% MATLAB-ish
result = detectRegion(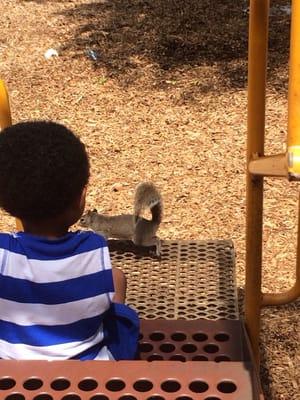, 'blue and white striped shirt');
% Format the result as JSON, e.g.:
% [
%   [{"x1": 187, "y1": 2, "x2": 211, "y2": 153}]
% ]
[{"x1": 0, "y1": 231, "x2": 115, "y2": 360}]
